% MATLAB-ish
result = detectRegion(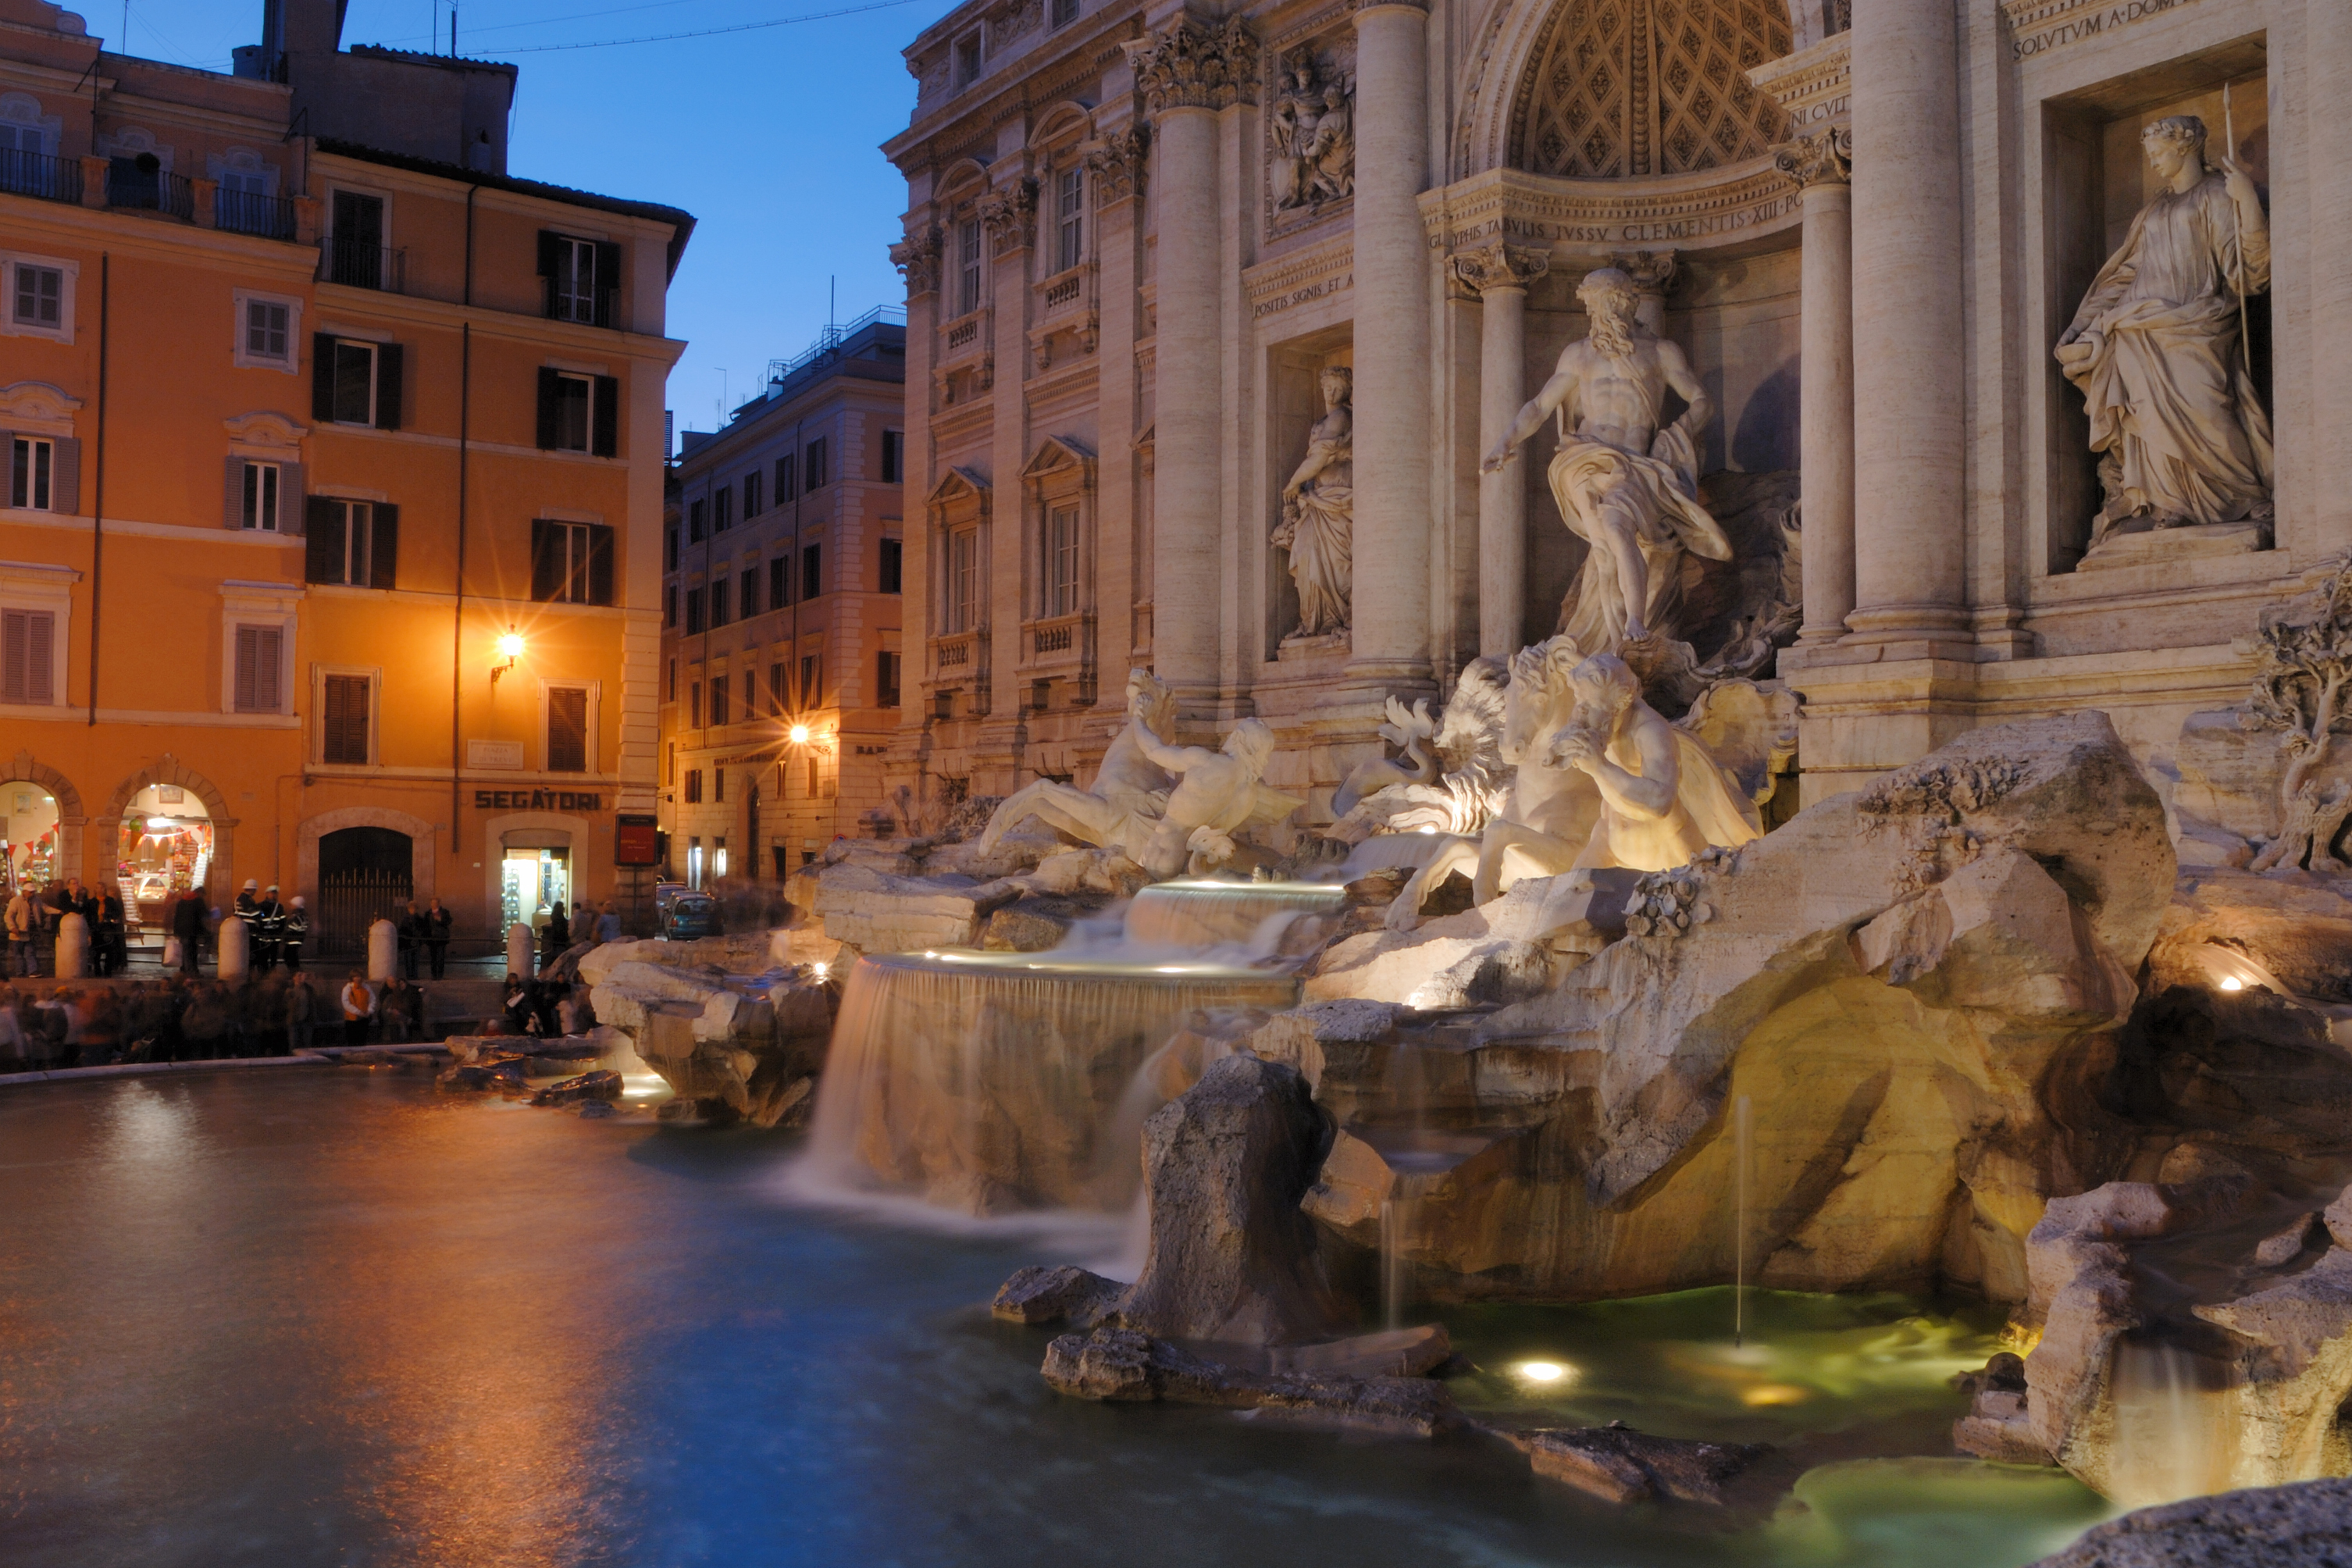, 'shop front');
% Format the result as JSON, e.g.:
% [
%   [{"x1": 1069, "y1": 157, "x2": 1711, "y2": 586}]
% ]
[
  {"x1": 116, "y1": 784, "x2": 214, "y2": 931},
  {"x1": 2, "y1": 782, "x2": 61, "y2": 896}
]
